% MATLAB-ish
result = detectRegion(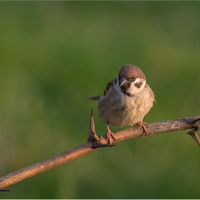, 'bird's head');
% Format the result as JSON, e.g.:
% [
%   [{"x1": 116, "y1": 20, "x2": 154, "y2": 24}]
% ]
[{"x1": 114, "y1": 64, "x2": 146, "y2": 96}]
